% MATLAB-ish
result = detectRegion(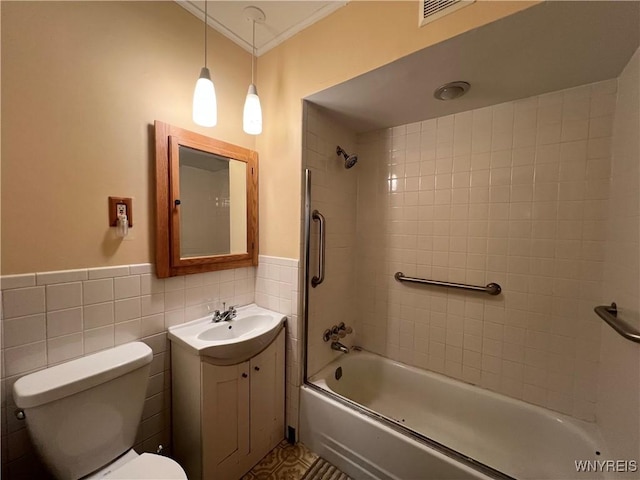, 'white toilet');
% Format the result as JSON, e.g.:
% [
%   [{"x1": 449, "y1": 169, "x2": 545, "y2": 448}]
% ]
[{"x1": 12, "y1": 342, "x2": 187, "y2": 480}]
